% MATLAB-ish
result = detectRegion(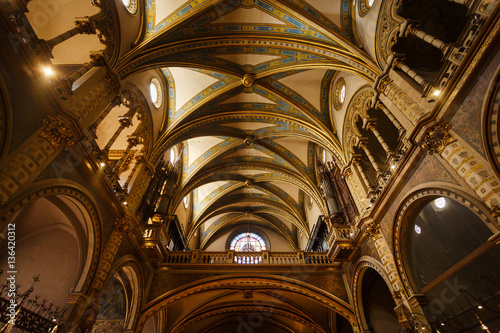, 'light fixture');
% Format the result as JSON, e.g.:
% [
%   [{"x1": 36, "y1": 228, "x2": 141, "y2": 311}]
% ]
[
  {"x1": 478, "y1": 304, "x2": 483, "y2": 309},
  {"x1": 414, "y1": 224, "x2": 422, "y2": 234},
  {"x1": 43, "y1": 66, "x2": 54, "y2": 76},
  {"x1": 432, "y1": 89, "x2": 441, "y2": 98},
  {"x1": 433, "y1": 197, "x2": 447, "y2": 210},
  {"x1": 99, "y1": 162, "x2": 105, "y2": 167},
  {"x1": 391, "y1": 164, "x2": 396, "y2": 170},
  {"x1": 123, "y1": 201, "x2": 128, "y2": 205}
]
